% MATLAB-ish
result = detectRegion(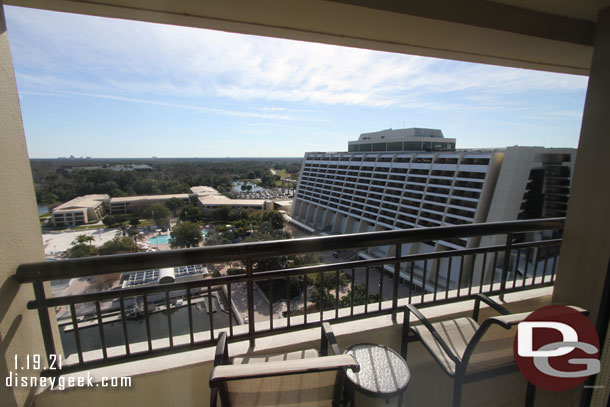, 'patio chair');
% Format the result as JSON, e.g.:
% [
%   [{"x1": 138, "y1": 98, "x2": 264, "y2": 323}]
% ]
[
  {"x1": 403, "y1": 294, "x2": 587, "y2": 407},
  {"x1": 209, "y1": 322, "x2": 359, "y2": 406}
]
